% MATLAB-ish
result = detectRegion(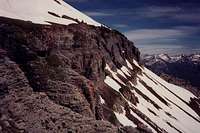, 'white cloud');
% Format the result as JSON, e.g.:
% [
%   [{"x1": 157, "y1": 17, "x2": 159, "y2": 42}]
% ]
[{"x1": 136, "y1": 6, "x2": 182, "y2": 18}]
